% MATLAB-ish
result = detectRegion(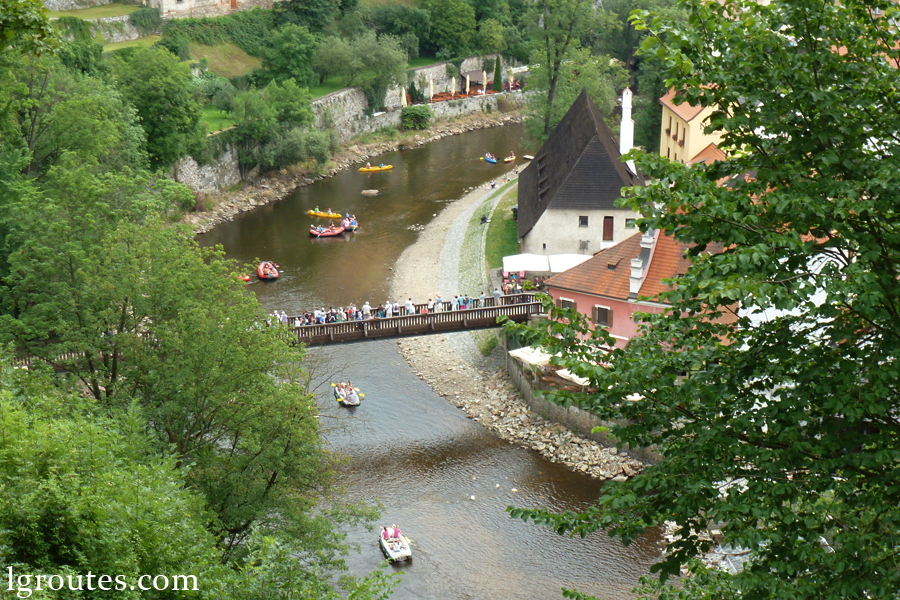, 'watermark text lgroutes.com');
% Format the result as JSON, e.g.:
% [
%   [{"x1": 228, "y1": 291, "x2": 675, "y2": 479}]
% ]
[{"x1": 7, "y1": 568, "x2": 199, "y2": 598}]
